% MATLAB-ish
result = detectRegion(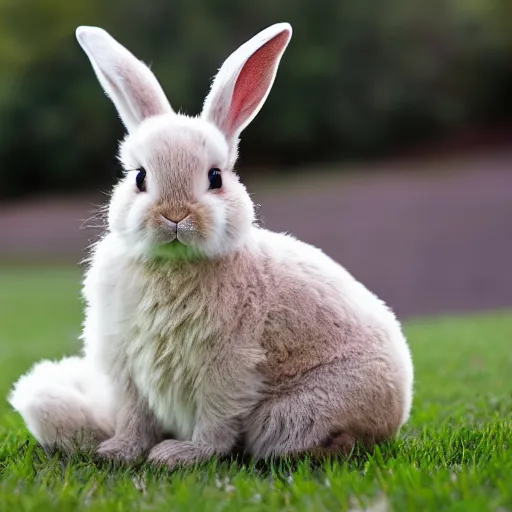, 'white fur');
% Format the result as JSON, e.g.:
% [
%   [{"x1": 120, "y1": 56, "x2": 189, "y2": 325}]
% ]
[
  {"x1": 9, "y1": 356, "x2": 116, "y2": 449},
  {"x1": 76, "y1": 27, "x2": 173, "y2": 132}
]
